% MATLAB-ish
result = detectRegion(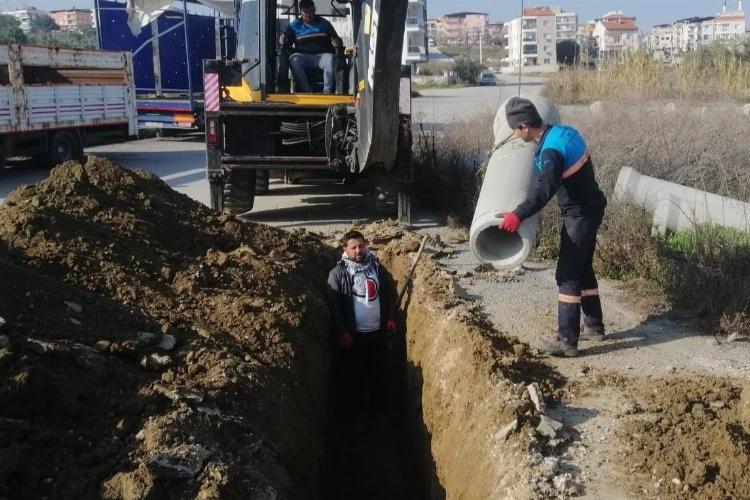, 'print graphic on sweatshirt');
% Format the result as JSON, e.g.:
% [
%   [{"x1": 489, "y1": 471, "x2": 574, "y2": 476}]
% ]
[{"x1": 353, "y1": 275, "x2": 379, "y2": 302}]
